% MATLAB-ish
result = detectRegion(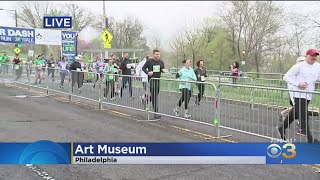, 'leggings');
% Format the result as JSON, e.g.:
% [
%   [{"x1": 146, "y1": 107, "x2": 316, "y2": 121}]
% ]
[{"x1": 178, "y1": 88, "x2": 192, "y2": 109}]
